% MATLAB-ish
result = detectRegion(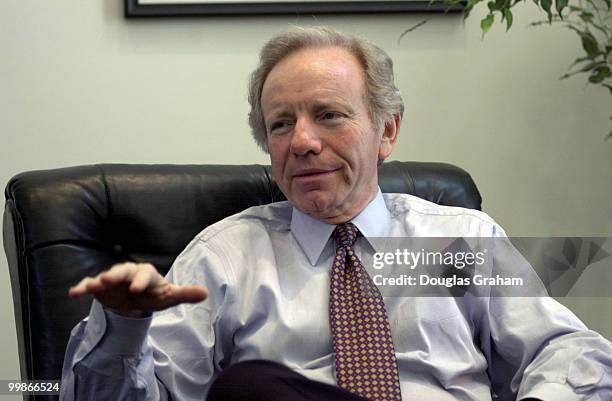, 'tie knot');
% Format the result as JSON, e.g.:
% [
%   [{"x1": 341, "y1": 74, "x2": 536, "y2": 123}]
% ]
[{"x1": 335, "y1": 222, "x2": 359, "y2": 248}]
